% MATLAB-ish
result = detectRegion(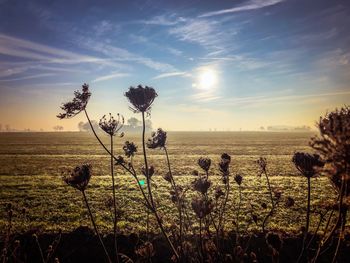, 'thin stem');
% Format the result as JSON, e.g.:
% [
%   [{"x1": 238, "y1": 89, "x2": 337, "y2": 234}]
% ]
[
  {"x1": 297, "y1": 177, "x2": 311, "y2": 263},
  {"x1": 110, "y1": 135, "x2": 120, "y2": 263},
  {"x1": 34, "y1": 236, "x2": 45, "y2": 263},
  {"x1": 84, "y1": 109, "x2": 178, "y2": 260},
  {"x1": 164, "y1": 147, "x2": 183, "y2": 247},
  {"x1": 236, "y1": 185, "x2": 242, "y2": 244},
  {"x1": 264, "y1": 170, "x2": 274, "y2": 208},
  {"x1": 82, "y1": 191, "x2": 112, "y2": 263}
]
